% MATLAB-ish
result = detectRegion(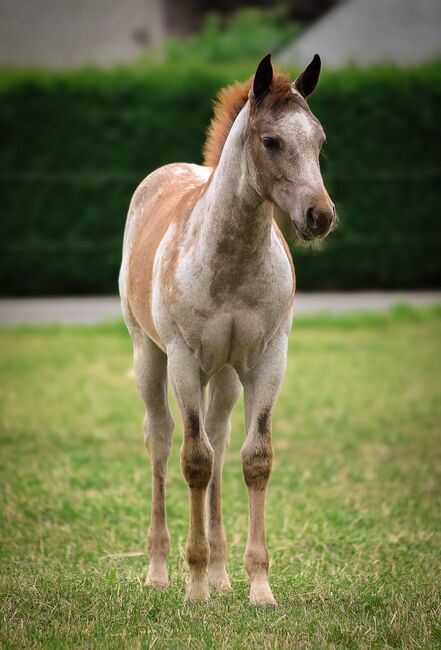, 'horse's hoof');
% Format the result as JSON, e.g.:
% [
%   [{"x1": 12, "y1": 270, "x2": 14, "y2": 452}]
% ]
[
  {"x1": 145, "y1": 569, "x2": 169, "y2": 589},
  {"x1": 249, "y1": 583, "x2": 277, "y2": 608},
  {"x1": 185, "y1": 580, "x2": 210, "y2": 602},
  {"x1": 208, "y1": 569, "x2": 232, "y2": 591}
]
